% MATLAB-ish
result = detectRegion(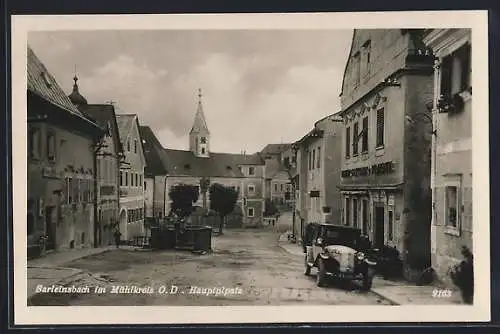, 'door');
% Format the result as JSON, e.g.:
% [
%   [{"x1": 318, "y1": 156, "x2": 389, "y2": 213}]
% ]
[
  {"x1": 374, "y1": 205, "x2": 385, "y2": 248},
  {"x1": 362, "y1": 199, "x2": 369, "y2": 235},
  {"x1": 44, "y1": 206, "x2": 55, "y2": 250}
]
